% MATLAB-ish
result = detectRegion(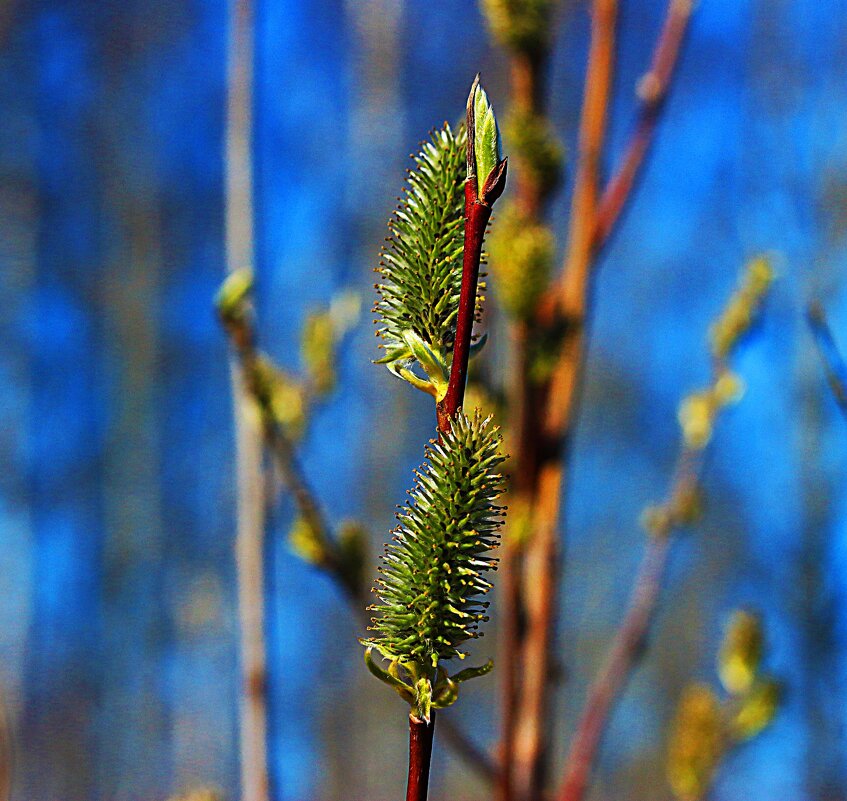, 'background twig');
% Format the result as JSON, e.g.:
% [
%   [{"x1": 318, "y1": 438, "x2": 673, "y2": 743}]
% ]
[
  {"x1": 556, "y1": 454, "x2": 697, "y2": 801},
  {"x1": 511, "y1": 4, "x2": 619, "y2": 800},
  {"x1": 224, "y1": 0, "x2": 270, "y2": 798},
  {"x1": 808, "y1": 301, "x2": 847, "y2": 419},
  {"x1": 593, "y1": 0, "x2": 693, "y2": 247}
]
